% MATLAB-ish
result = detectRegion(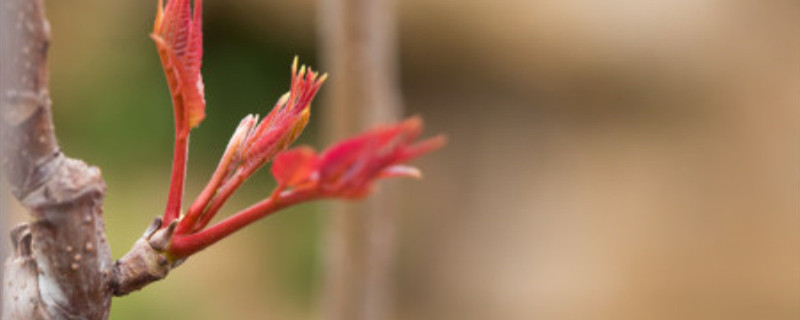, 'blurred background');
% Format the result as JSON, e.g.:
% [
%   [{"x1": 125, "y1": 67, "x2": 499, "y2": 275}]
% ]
[{"x1": 2, "y1": 0, "x2": 798, "y2": 319}]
